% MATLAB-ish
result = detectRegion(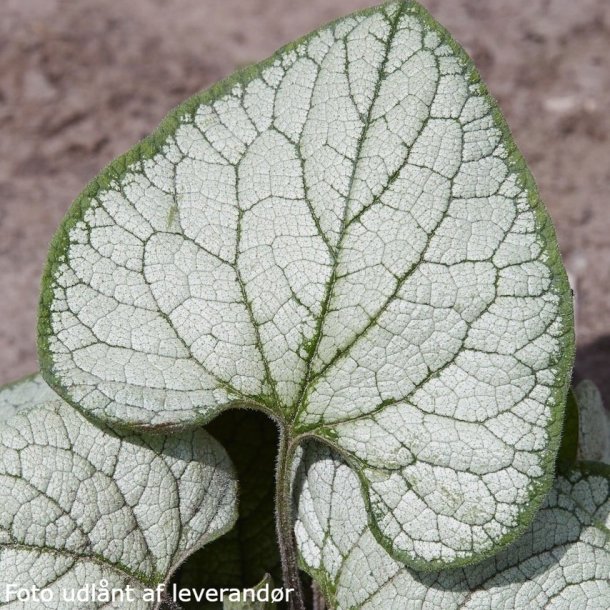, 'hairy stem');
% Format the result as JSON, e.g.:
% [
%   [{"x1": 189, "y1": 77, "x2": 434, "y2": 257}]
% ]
[
  {"x1": 275, "y1": 427, "x2": 306, "y2": 610},
  {"x1": 312, "y1": 581, "x2": 327, "y2": 610},
  {"x1": 160, "y1": 591, "x2": 182, "y2": 610}
]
